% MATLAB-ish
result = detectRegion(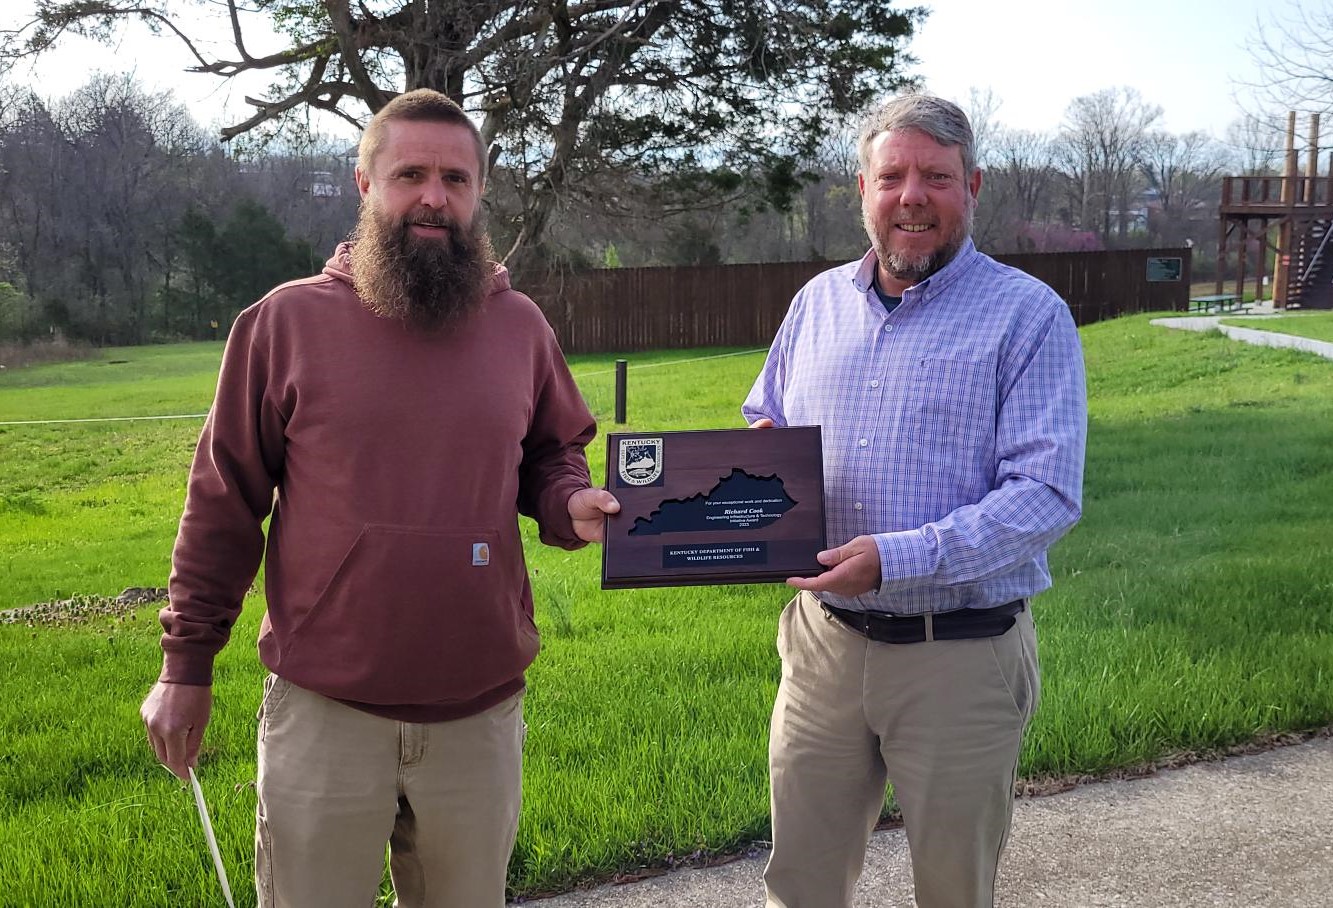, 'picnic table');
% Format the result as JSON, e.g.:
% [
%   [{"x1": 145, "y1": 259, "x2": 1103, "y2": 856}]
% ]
[{"x1": 1188, "y1": 293, "x2": 1252, "y2": 314}]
